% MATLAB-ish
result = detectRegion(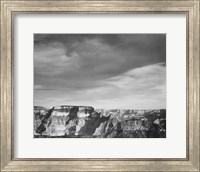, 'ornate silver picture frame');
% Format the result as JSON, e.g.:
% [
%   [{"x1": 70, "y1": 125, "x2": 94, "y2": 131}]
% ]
[{"x1": 1, "y1": 0, "x2": 199, "y2": 171}]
